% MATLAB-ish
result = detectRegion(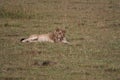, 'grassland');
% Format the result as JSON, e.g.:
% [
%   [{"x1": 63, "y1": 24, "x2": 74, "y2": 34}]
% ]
[{"x1": 0, "y1": 0, "x2": 120, "y2": 80}]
